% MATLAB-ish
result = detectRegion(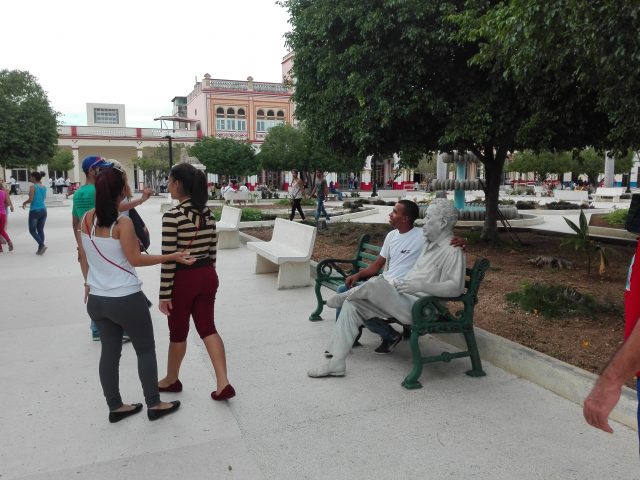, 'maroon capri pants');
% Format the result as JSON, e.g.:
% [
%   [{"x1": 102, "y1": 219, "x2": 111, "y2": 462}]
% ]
[{"x1": 168, "y1": 264, "x2": 219, "y2": 342}]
